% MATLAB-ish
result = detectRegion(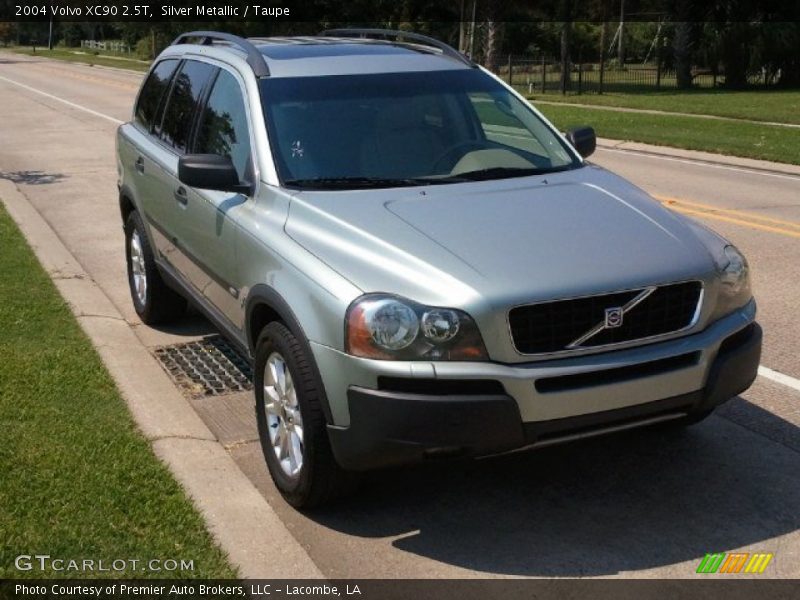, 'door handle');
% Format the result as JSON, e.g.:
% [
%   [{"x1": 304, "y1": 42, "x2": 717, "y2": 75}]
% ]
[
  {"x1": 173, "y1": 186, "x2": 188, "y2": 206},
  {"x1": 134, "y1": 156, "x2": 145, "y2": 174}
]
